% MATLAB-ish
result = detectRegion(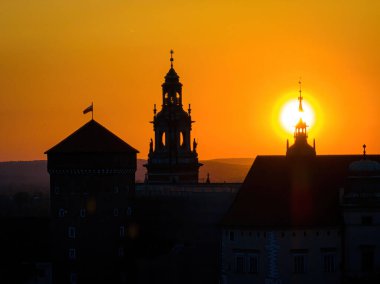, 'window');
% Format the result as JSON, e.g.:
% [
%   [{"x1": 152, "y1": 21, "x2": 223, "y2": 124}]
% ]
[
  {"x1": 236, "y1": 256, "x2": 245, "y2": 273},
  {"x1": 68, "y1": 227, "x2": 76, "y2": 239},
  {"x1": 114, "y1": 186, "x2": 119, "y2": 194},
  {"x1": 69, "y1": 248, "x2": 76, "y2": 260},
  {"x1": 119, "y1": 226, "x2": 125, "y2": 238},
  {"x1": 233, "y1": 251, "x2": 260, "y2": 274},
  {"x1": 293, "y1": 254, "x2": 307, "y2": 274},
  {"x1": 113, "y1": 208, "x2": 119, "y2": 217},
  {"x1": 361, "y1": 246, "x2": 374, "y2": 272},
  {"x1": 59, "y1": 208, "x2": 65, "y2": 218},
  {"x1": 118, "y1": 247, "x2": 124, "y2": 257},
  {"x1": 80, "y1": 208, "x2": 86, "y2": 218},
  {"x1": 323, "y1": 253, "x2": 336, "y2": 272},
  {"x1": 229, "y1": 231, "x2": 235, "y2": 241},
  {"x1": 248, "y1": 254, "x2": 259, "y2": 274},
  {"x1": 70, "y1": 272, "x2": 77, "y2": 284},
  {"x1": 362, "y1": 216, "x2": 373, "y2": 225},
  {"x1": 54, "y1": 186, "x2": 60, "y2": 194},
  {"x1": 127, "y1": 207, "x2": 132, "y2": 217}
]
